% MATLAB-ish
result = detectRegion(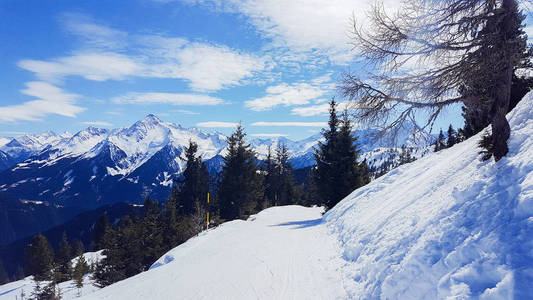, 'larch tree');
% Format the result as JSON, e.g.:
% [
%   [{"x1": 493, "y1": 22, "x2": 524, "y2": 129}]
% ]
[{"x1": 340, "y1": 0, "x2": 532, "y2": 161}]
